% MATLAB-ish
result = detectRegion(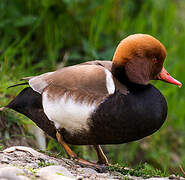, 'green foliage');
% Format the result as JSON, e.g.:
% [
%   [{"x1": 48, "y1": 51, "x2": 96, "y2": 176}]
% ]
[
  {"x1": 0, "y1": 0, "x2": 185, "y2": 174},
  {"x1": 107, "y1": 163, "x2": 169, "y2": 178},
  {"x1": 37, "y1": 159, "x2": 56, "y2": 167}
]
